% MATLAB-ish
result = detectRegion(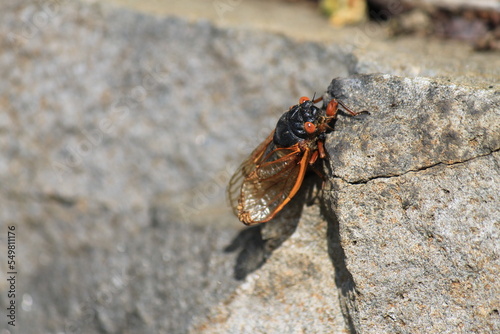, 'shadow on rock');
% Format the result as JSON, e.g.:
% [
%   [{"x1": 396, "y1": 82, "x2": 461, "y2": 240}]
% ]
[
  {"x1": 224, "y1": 175, "x2": 319, "y2": 280},
  {"x1": 321, "y1": 192, "x2": 359, "y2": 334},
  {"x1": 224, "y1": 224, "x2": 267, "y2": 280}
]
